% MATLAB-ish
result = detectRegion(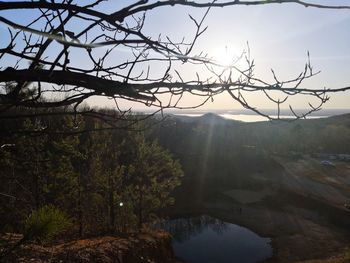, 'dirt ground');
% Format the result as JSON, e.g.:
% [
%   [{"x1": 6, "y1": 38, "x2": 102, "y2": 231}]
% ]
[{"x1": 2, "y1": 230, "x2": 178, "y2": 263}]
